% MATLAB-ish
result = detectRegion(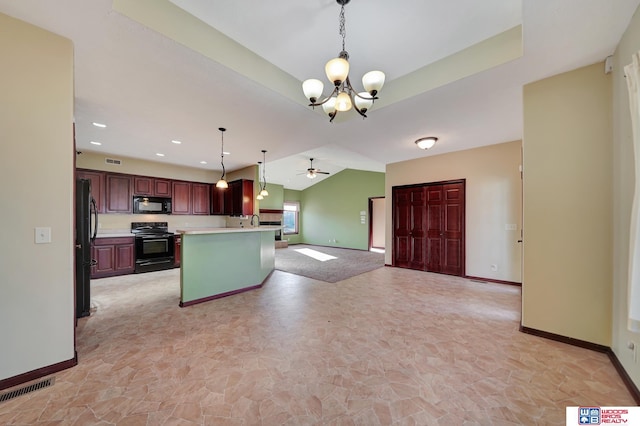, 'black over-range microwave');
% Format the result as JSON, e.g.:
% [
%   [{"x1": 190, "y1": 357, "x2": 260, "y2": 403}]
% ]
[{"x1": 132, "y1": 196, "x2": 172, "y2": 214}]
